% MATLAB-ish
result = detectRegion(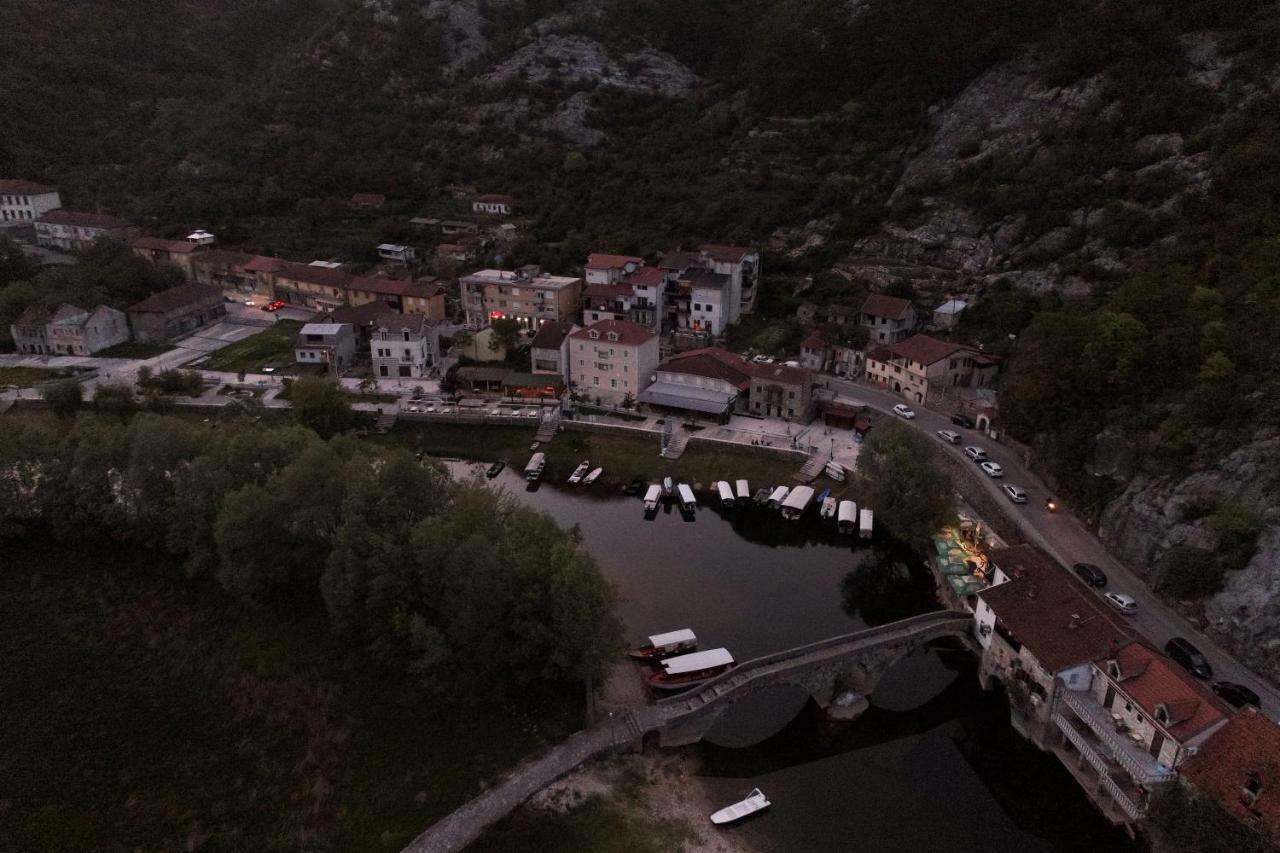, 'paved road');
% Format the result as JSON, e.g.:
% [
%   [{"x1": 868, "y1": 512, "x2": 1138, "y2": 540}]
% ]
[{"x1": 827, "y1": 376, "x2": 1280, "y2": 720}]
